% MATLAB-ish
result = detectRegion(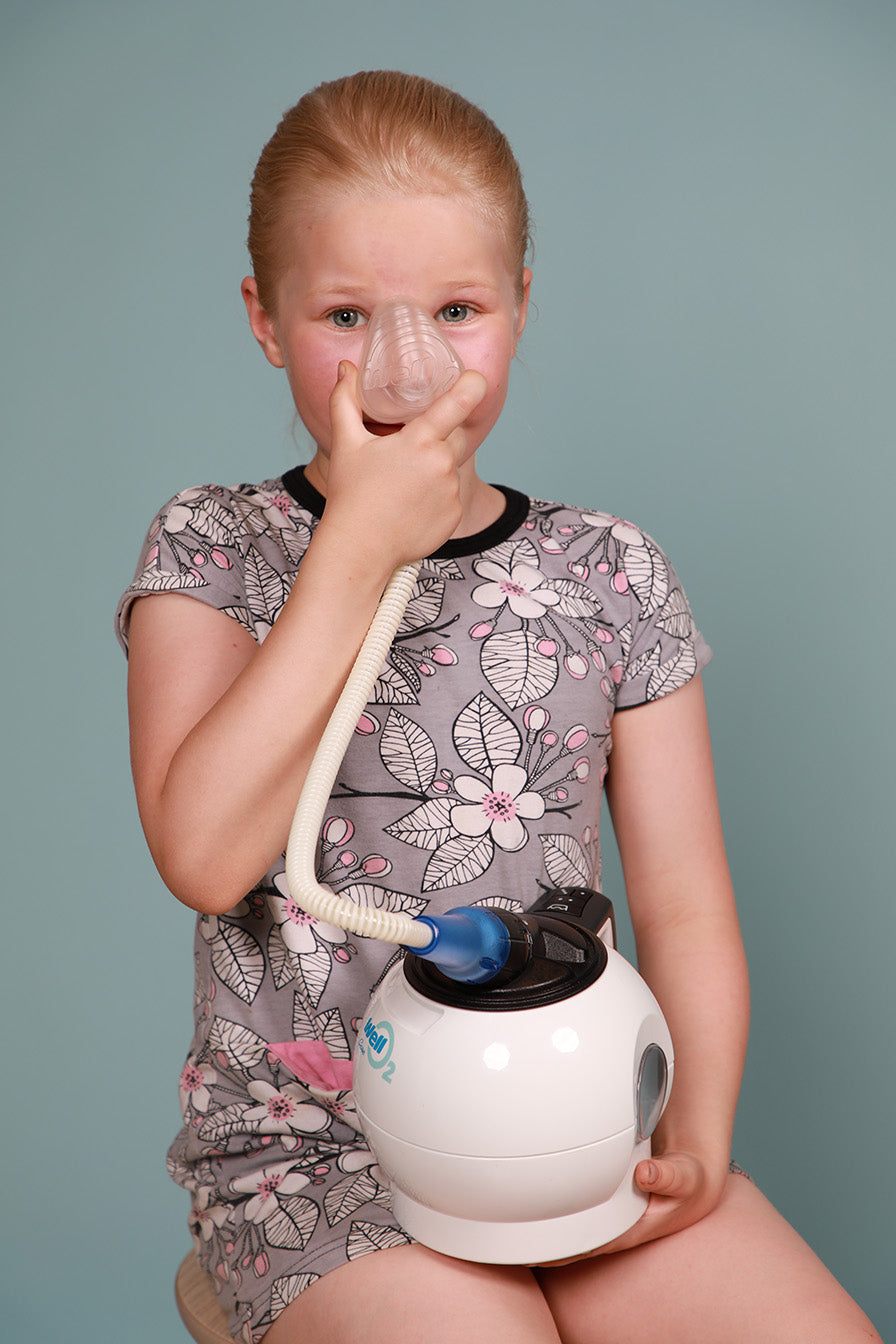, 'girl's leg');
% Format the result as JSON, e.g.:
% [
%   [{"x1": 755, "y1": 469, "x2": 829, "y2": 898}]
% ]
[
  {"x1": 536, "y1": 1171, "x2": 882, "y2": 1344},
  {"x1": 263, "y1": 1242, "x2": 561, "y2": 1344}
]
